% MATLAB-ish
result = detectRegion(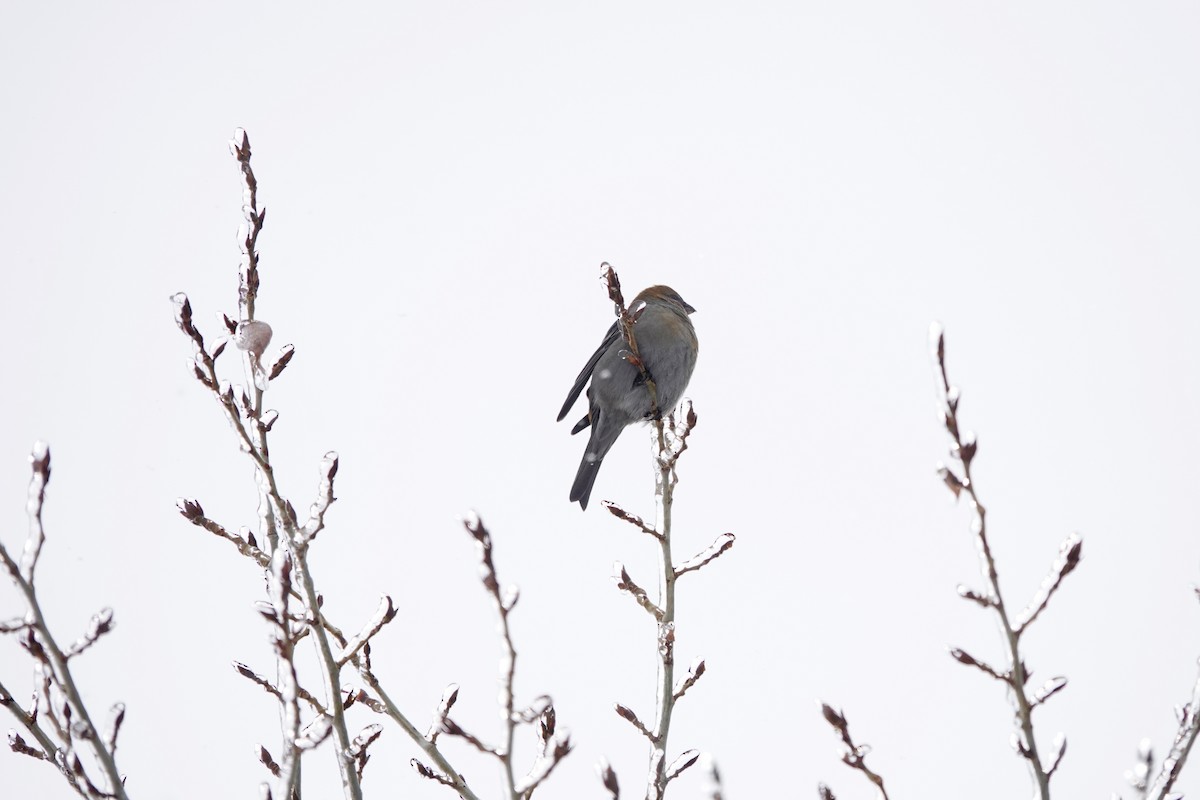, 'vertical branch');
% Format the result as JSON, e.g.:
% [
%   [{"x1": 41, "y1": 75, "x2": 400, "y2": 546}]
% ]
[
  {"x1": 267, "y1": 551, "x2": 302, "y2": 798},
  {"x1": 180, "y1": 130, "x2": 500, "y2": 800},
  {"x1": 231, "y1": 128, "x2": 263, "y2": 323},
  {"x1": 456, "y1": 515, "x2": 573, "y2": 800},
  {"x1": 647, "y1": 416, "x2": 676, "y2": 800},
  {"x1": 173, "y1": 131, "x2": 363, "y2": 800},
  {"x1": 600, "y1": 266, "x2": 717, "y2": 800},
  {"x1": 930, "y1": 325, "x2": 1067, "y2": 800},
  {"x1": 463, "y1": 514, "x2": 520, "y2": 799}
]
